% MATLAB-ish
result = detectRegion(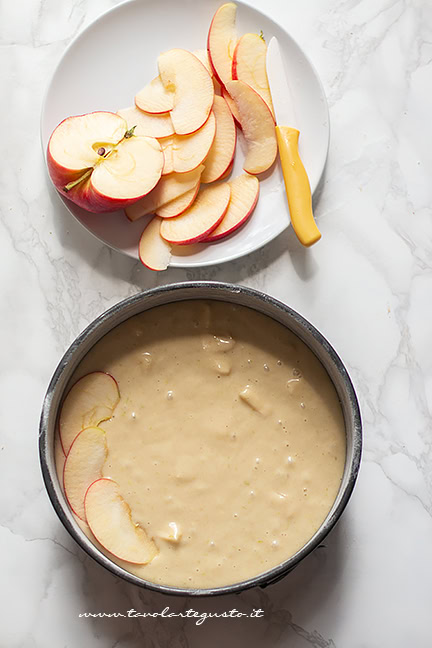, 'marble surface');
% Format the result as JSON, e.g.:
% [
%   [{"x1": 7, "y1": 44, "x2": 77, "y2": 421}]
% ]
[{"x1": 1, "y1": 0, "x2": 432, "y2": 645}]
